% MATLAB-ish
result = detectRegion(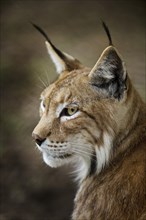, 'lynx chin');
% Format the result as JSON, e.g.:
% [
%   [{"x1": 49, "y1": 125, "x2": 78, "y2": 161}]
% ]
[{"x1": 32, "y1": 22, "x2": 146, "y2": 220}]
